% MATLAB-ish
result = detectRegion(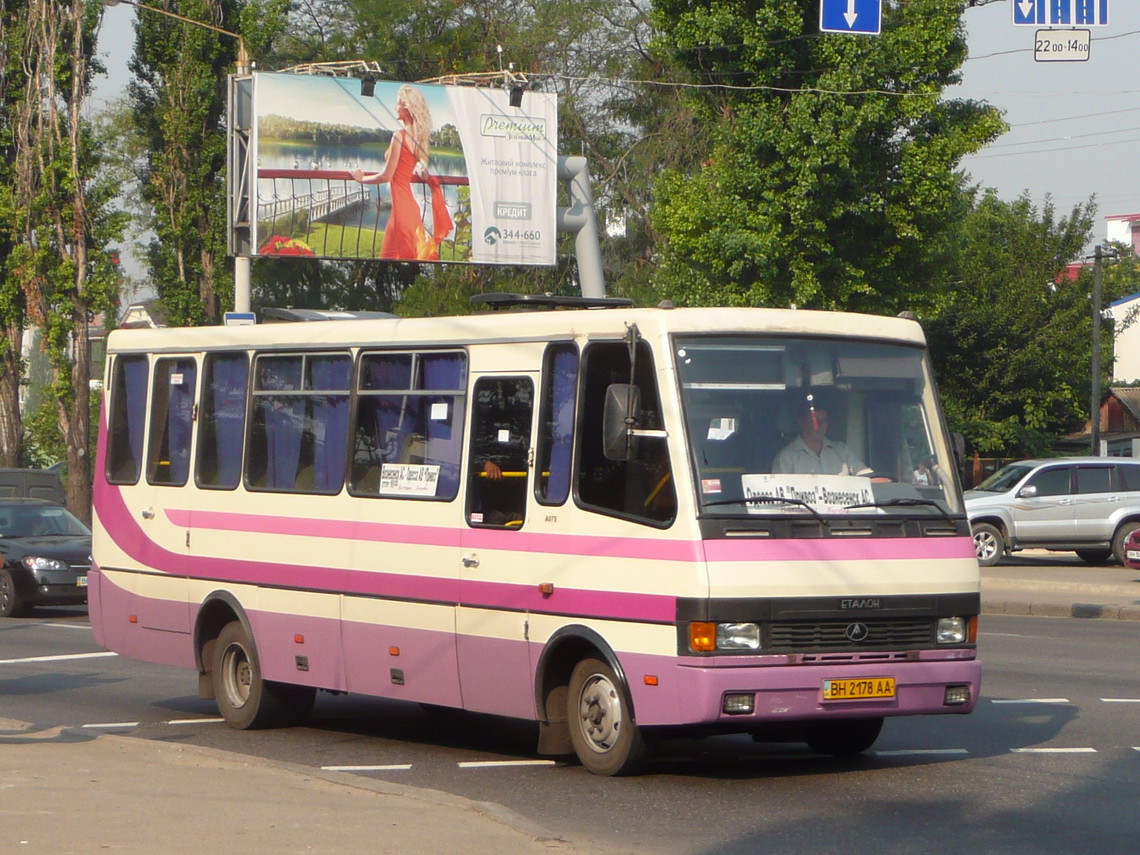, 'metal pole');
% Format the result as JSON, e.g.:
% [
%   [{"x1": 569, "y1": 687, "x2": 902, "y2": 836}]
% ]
[{"x1": 1091, "y1": 244, "x2": 1103, "y2": 454}]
